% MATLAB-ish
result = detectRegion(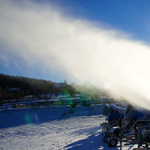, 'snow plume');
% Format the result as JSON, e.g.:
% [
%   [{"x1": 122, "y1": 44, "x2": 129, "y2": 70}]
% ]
[{"x1": 1, "y1": 0, "x2": 150, "y2": 109}]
